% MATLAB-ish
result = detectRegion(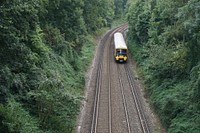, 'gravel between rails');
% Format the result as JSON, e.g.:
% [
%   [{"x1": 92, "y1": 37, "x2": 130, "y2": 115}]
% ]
[{"x1": 76, "y1": 26, "x2": 166, "y2": 133}]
